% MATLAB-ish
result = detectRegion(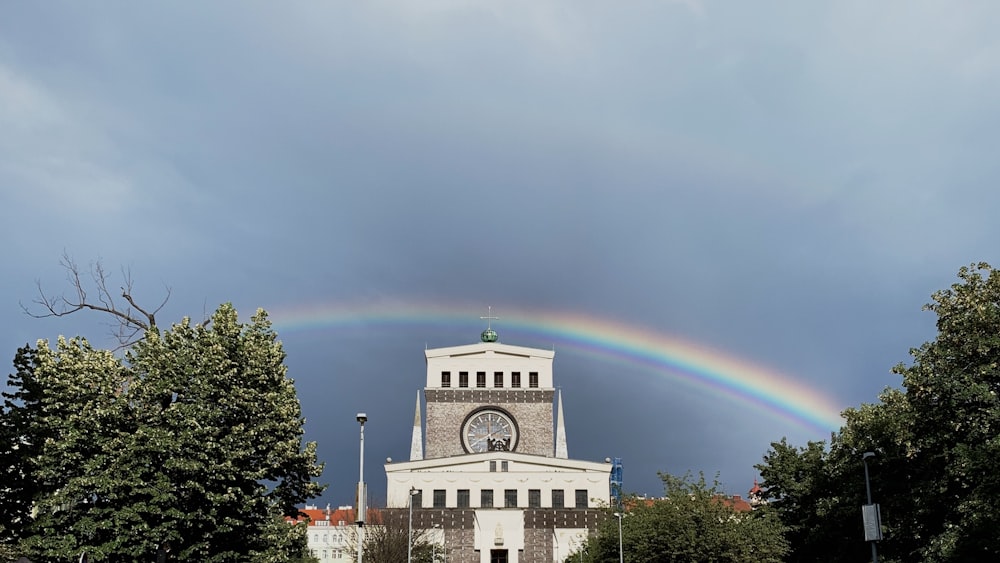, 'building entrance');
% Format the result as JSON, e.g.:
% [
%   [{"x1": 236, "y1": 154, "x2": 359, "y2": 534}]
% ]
[{"x1": 490, "y1": 549, "x2": 509, "y2": 563}]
